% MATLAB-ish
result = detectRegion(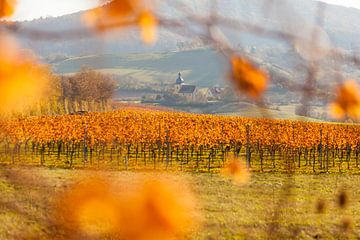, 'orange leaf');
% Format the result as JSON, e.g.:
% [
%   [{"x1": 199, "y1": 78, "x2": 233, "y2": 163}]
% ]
[
  {"x1": 0, "y1": 0, "x2": 16, "y2": 18},
  {"x1": 230, "y1": 55, "x2": 269, "y2": 99},
  {"x1": 138, "y1": 11, "x2": 158, "y2": 45}
]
